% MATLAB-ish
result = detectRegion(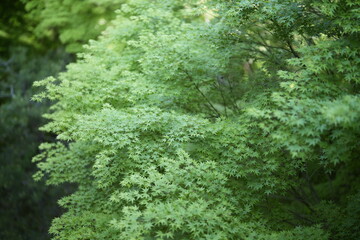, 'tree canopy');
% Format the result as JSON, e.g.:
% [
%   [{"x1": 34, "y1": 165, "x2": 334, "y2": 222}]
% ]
[{"x1": 28, "y1": 0, "x2": 360, "y2": 239}]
